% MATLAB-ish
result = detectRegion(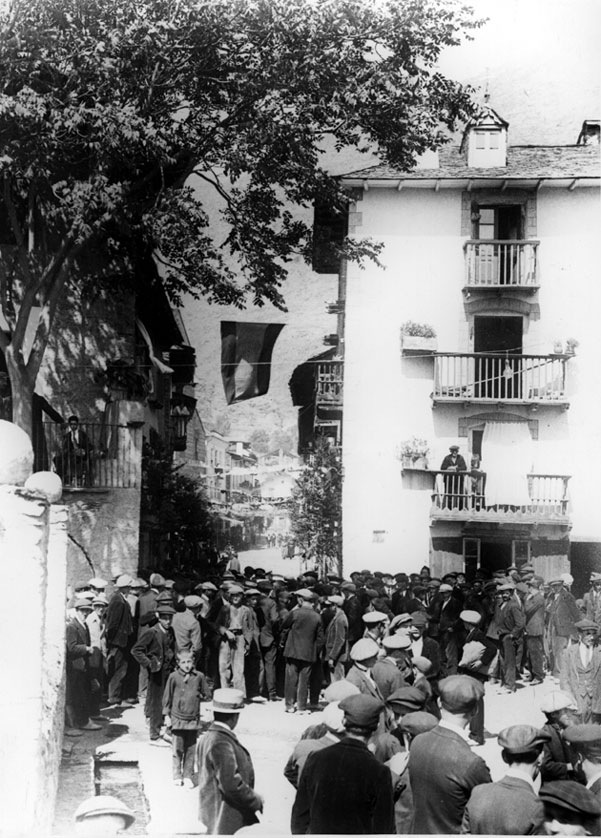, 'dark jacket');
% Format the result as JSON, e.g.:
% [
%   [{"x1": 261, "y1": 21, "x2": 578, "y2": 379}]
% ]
[
  {"x1": 105, "y1": 590, "x2": 133, "y2": 649},
  {"x1": 461, "y1": 774, "x2": 544, "y2": 835},
  {"x1": 496, "y1": 598, "x2": 525, "y2": 639},
  {"x1": 343, "y1": 594, "x2": 364, "y2": 644},
  {"x1": 282, "y1": 606, "x2": 324, "y2": 663},
  {"x1": 325, "y1": 608, "x2": 349, "y2": 663},
  {"x1": 162, "y1": 668, "x2": 210, "y2": 728},
  {"x1": 546, "y1": 589, "x2": 582, "y2": 638},
  {"x1": 541, "y1": 722, "x2": 578, "y2": 783},
  {"x1": 258, "y1": 596, "x2": 278, "y2": 647},
  {"x1": 409, "y1": 725, "x2": 491, "y2": 834},
  {"x1": 372, "y1": 657, "x2": 408, "y2": 700},
  {"x1": 524, "y1": 592, "x2": 546, "y2": 636},
  {"x1": 291, "y1": 737, "x2": 395, "y2": 834},
  {"x1": 197, "y1": 723, "x2": 262, "y2": 834},
  {"x1": 66, "y1": 617, "x2": 90, "y2": 672},
  {"x1": 131, "y1": 623, "x2": 175, "y2": 675}
]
